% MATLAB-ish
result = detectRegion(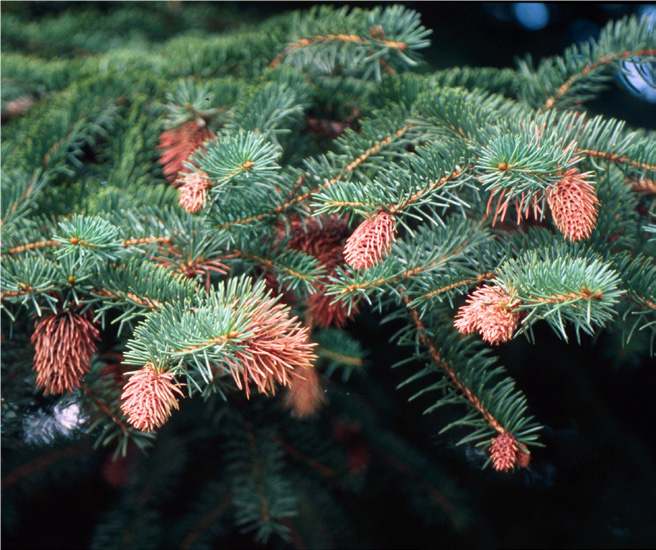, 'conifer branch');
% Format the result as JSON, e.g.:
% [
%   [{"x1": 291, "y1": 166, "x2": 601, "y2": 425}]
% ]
[
  {"x1": 83, "y1": 386, "x2": 132, "y2": 434},
  {"x1": 337, "y1": 256, "x2": 447, "y2": 296},
  {"x1": 283, "y1": 520, "x2": 307, "y2": 550},
  {"x1": 6, "y1": 239, "x2": 61, "y2": 254},
  {"x1": 93, "y1": 288, "x2": 163, "y2": 310},
  {"x1": 543, "y1": 48, "x2": 656, "y2": 110},
  {"x1": 1, "y1": 287, "x2": 37, "y2": 299},
  {"x1": 376, "y1": 446, "x2": 455, "y2": 516},
  {"x1": 3, "y1": 6, "x2": 654, "y2": 544},
  {"x1": 333, "y1": 221, "x2": 486, "y2": 299},
  {"x1": 401, "y1": 293, "x2": 506, "y2": 434},
  {"x1": 216, "y1": 124, "x2": 413, "y2": 229},
  {"x1": 229, "y1": 249, "x2": 321, "y2": 290},
  {"x1": 388, "y1": 166, "x2": 463, "y2": 214},
  {"x1": 248, "y1": 426, "x2": 270, "y2": 522},
  {"x1": 316, "y1": 348, "x2": 364, "y2": 367},
  {"x1": 271, "y1": 34, "x2": 408, "y2": 68},
  {"x1": 5, "y1": 235, "x2": 173, "y2": 256},
  {"x1": 276, "y1": 438, "x2": 338, "y2": 480}
]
